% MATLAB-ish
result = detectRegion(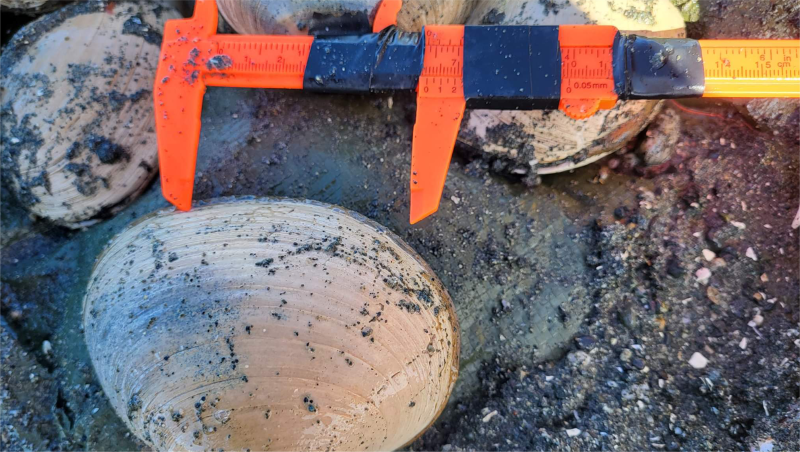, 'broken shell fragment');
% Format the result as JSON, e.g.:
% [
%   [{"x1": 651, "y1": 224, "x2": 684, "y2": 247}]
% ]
[
  {"x1": 0, "y1": 3, "x2": 179, "y2": 227},
  {"x1": 83, "y1": 198, "x2": 459, "y2": 451},
  {"x1": 217, "y1": 0, "x2": 474, "y2": 35},
  {"x1": 460, "y1": 0, "x2": 686, "y2": 176}
]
